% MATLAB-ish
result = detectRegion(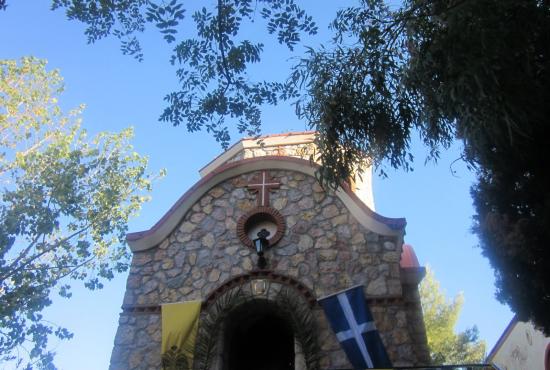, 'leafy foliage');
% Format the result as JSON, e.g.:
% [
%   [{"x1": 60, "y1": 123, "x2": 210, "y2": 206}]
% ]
[
  {"x1": 420, "y1": 267, "x2": 486, "y2": 364},
  {"x1": 52, "y1": 0, "x2": 317, "y2": 147},
  {"x1": 293, "y1": 0, "x2": 453, "y2": 182},
  {"x1": 44, "y1": 0, "x2": 550, "y2": 334},
  {"x1": 294, "y1": 0, "x2": 550, "y2": 334},
  {"x1": 0, "y1": 57, "x2": 159, "y2": 367}
]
